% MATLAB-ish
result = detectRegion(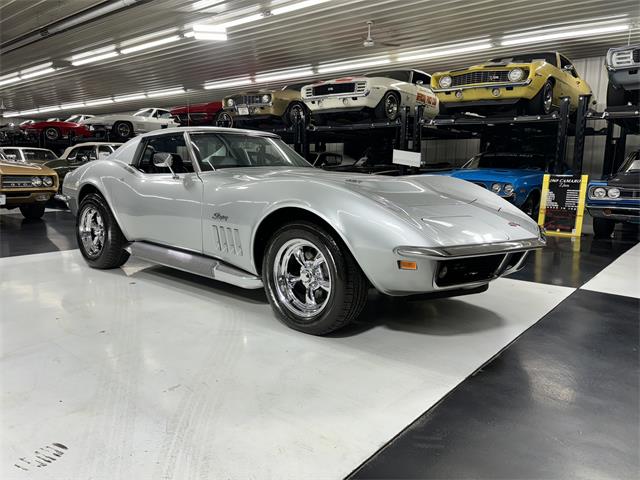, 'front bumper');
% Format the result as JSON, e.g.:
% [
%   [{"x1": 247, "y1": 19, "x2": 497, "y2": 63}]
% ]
[
  {"x1": 0, "y1": 190, "x2": 54, "y2": 207},
  {"x1": 374, "y1": 236, "x2": 545, "y2": 296},
  {"x1": 434, "y1": 79, "x2": 539, "y2": 105},
  {"x1": 305, "y1": 93, "x2": 379, "y2": 114},
  {"x1": 587, "y1": 205, "x2": 640, "y2": 224}
]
